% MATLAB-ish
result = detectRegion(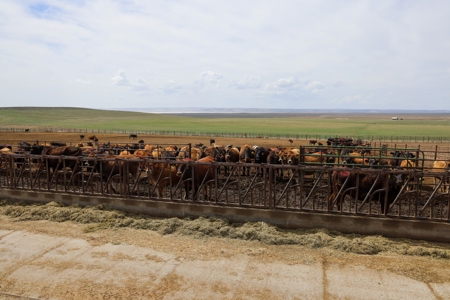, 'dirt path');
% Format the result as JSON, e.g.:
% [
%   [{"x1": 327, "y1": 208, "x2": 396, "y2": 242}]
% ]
[{"x1": 1, "y1": 217, "x2": 450, "y2": 300}]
